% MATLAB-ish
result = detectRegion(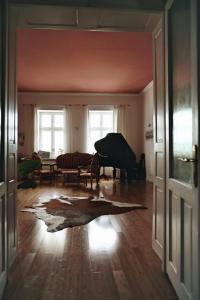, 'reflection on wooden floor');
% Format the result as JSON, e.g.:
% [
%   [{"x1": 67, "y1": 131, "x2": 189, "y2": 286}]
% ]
[{"x1": 3, "y1": 180, "x2": 178, "y2": 300}]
